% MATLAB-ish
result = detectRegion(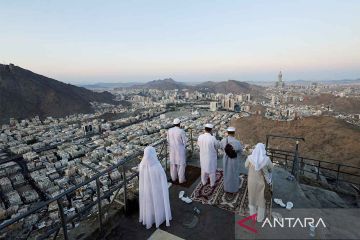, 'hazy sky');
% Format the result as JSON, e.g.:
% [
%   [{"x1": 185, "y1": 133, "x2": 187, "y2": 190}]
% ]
[{"x1": 1, "y1": 0, "x2": 360, "y2": 84}]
